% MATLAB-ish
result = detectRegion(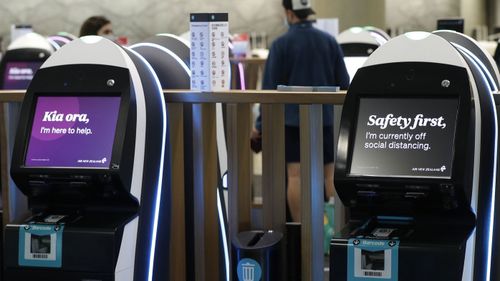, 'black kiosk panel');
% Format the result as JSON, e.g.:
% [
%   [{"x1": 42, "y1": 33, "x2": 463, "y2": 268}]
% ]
[
  {"x1": 10, "y1": 64, "x2": 134, "y2": 204},
  {"x1": 437, "y1": 18, "x2": 464, "y2": 33},
  {"x1": 341, "y1": 43, "x2": 379, "y2": 57},
  {"x1": 335, "y1": 63, "x2": 475, "y2": 216}
]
